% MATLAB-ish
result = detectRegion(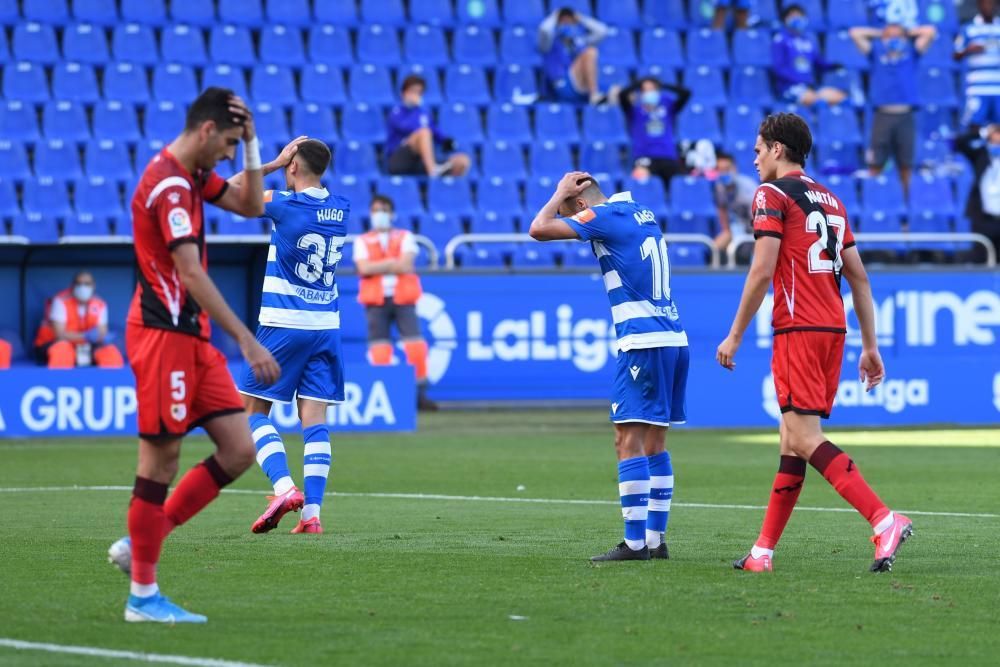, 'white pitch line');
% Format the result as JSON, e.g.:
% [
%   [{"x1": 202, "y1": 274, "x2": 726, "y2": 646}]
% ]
[
  {"x1": 0, "y1": 485, "x2": 997, "y2": 519},
  {"x1": 0, "y1": 638, "x2": 275, "y2": 667}
]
